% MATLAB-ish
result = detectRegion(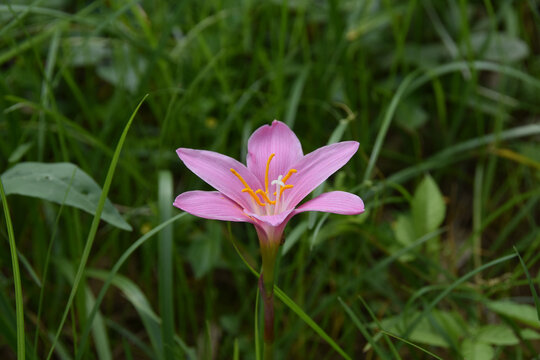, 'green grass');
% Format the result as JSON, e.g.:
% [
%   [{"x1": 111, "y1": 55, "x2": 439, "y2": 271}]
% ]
[{"x1": 1, "y1": 0, "x2": 539, "y2": 359}]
